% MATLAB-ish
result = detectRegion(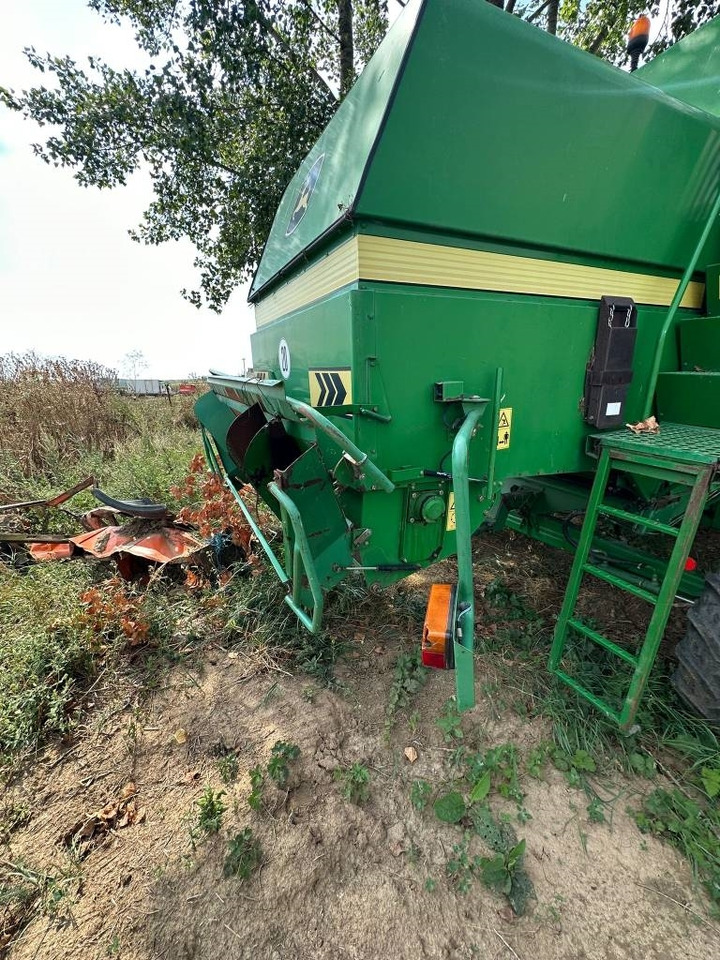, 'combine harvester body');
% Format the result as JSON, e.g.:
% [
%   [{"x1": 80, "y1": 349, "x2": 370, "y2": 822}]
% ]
[{"x1": 197, "y1": 0, "x2": 720, "y2": 729}]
